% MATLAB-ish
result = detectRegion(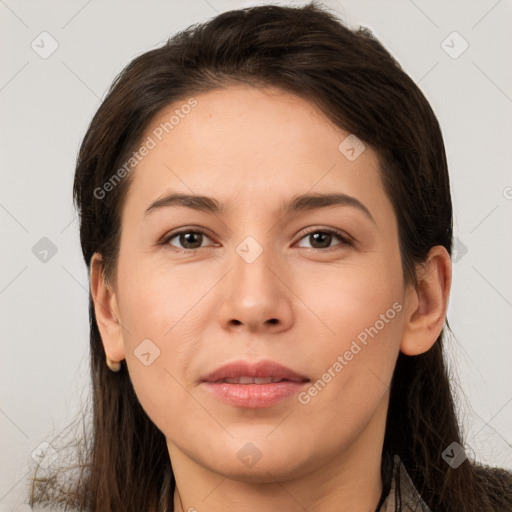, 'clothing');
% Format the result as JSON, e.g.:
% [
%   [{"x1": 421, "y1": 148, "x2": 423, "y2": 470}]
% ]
[
  {"x1": 161, "y1": 454, "x2": 430, "y2": 512},
  {"x1": 379, "y1": 455, "x2": 431, "y2": 511}
]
